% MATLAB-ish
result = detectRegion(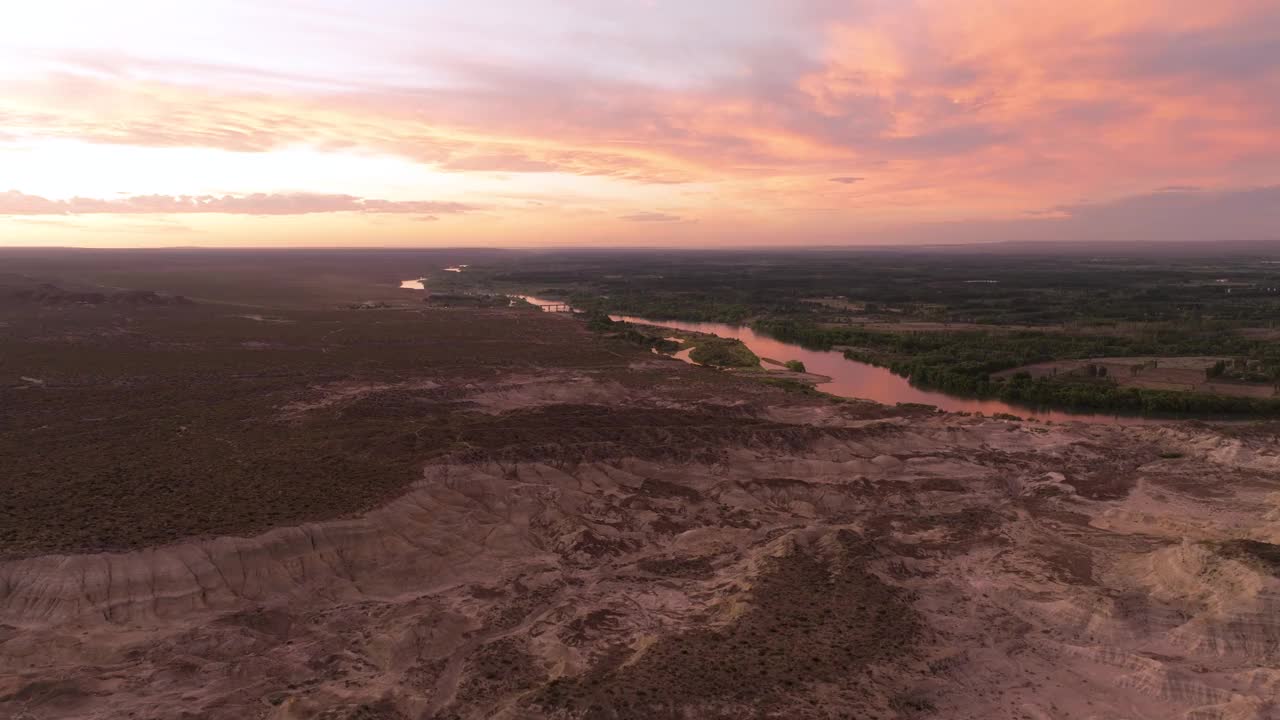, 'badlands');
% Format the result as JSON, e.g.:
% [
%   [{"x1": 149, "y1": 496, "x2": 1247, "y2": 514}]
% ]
[{"x1": 2, "y1": 262, "x2": 1279, "y2": 719}]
